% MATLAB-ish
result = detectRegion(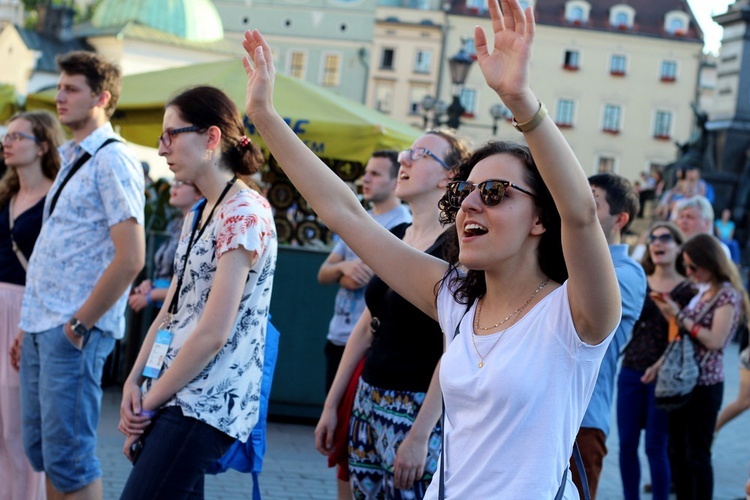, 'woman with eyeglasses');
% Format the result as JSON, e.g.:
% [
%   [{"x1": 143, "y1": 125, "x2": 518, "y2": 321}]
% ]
[
  {"x1": 128, "y1": 180, "x2": 203, "y2": 314},
  {"x1": 117, "y1": 85, "x2": 277, "y2": 499},
  {"x1": 2, "y1": 111, "x2": 64, "y2": 500},
  {"x1": 315, "y1": 131, "x2": 469, "y2": 499},
  {"x1": 243, "y1": 0, "x2": 620, "y2": 496},
  {"x1": 618, "y1": 222, "x2": 695, "y2": 500},
  {"x1": 650, "y1": 233, "x2": 750, "y2": 499}
]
